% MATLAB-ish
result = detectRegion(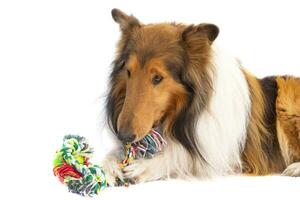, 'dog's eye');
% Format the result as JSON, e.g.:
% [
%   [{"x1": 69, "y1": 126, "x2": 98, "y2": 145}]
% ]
[
  {"x1": 127, "y1": 69, "x2": 131, "y2": 78},
  {"x1": 152, "y1": 74, "x2": 163, "y2": 85}
]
